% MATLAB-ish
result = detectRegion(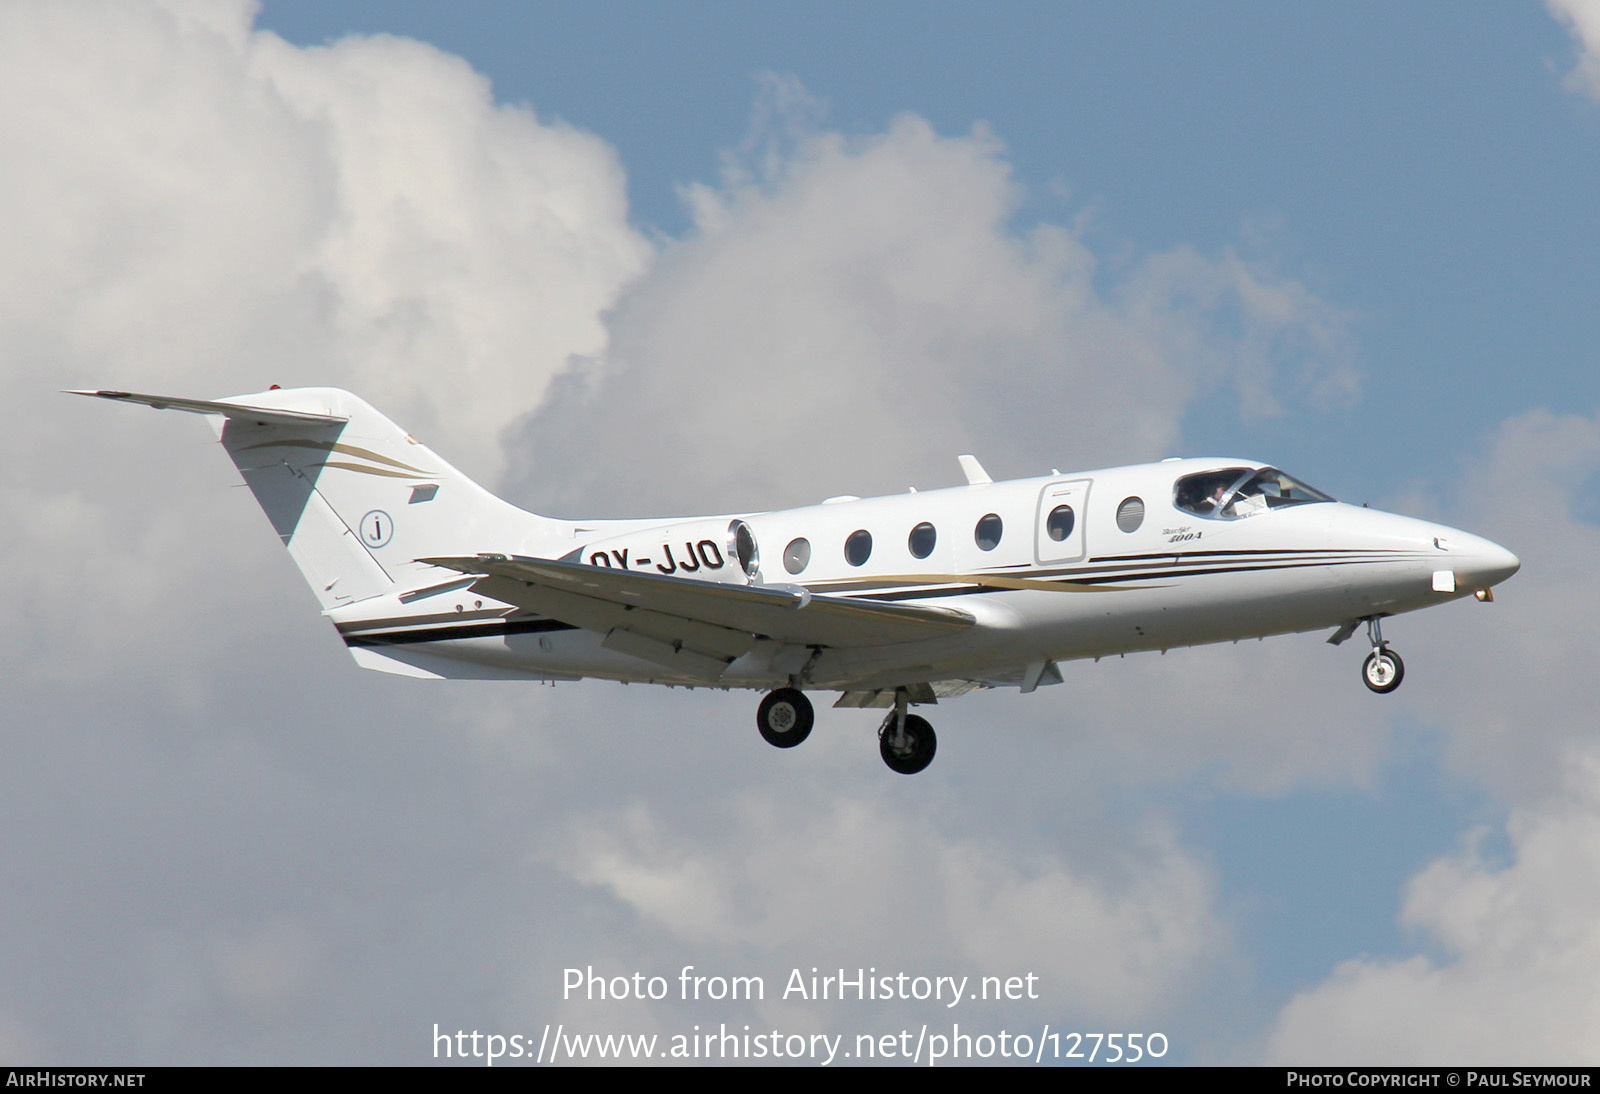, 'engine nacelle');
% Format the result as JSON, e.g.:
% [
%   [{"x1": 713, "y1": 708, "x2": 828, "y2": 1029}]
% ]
[{"x1": 577, "y1": 517, "x2": 761, "y2": 585}]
